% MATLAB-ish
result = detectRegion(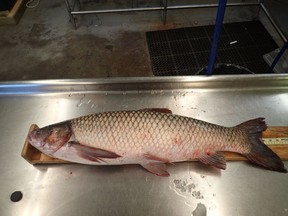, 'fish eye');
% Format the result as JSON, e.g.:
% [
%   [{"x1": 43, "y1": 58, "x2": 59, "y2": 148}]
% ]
[{"x1": 46, "y1": 127, "x2": 53, "y2": 134}]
